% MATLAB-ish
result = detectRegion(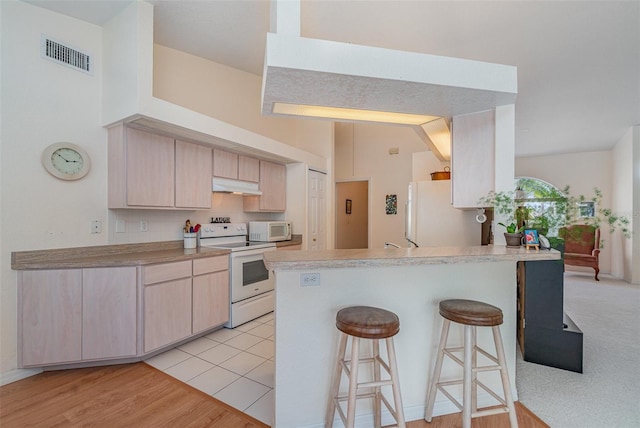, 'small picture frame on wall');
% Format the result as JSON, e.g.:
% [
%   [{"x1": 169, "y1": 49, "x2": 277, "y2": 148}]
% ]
[
  {"x1": 346, "y1": 199, "x2": 352, "y2": 215},
  {"x1": 386, "y1": 194, "x2": 397, "y2": 215}
]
